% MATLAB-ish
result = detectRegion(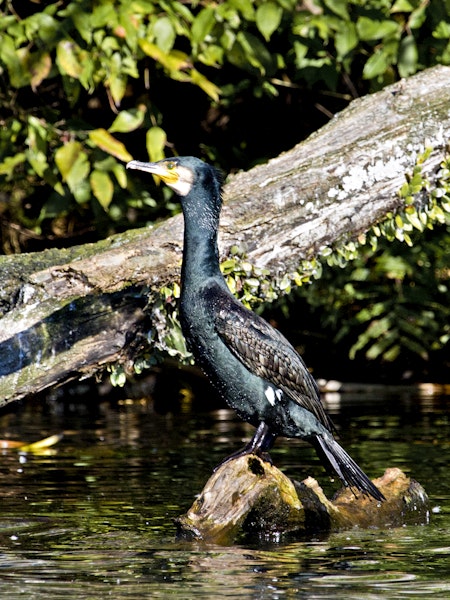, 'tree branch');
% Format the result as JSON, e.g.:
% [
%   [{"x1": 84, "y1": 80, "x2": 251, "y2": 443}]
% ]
[{"x1": 1, "y1": 65, "x2": 449, "y2": 405}]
